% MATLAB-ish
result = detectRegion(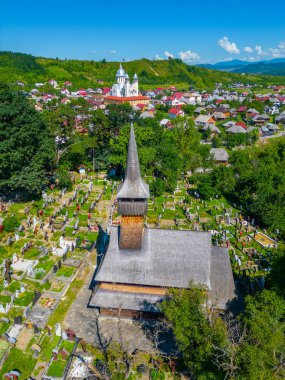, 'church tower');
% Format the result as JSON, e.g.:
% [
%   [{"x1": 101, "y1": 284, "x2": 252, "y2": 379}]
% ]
[
  {"x1": 116, "y1": 64, "x2": 126, "y2": 85},
  {"x1": 132, "y1": 73, "x2": 139, "y2": 96},
  {"x1": 116, "y1": 123, "x2": 149, "y2": 249}
]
